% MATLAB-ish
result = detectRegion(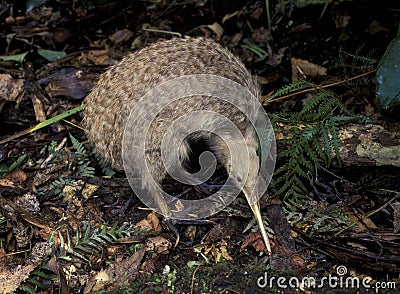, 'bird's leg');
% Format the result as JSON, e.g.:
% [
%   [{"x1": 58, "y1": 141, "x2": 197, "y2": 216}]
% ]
[
  {"x1": 165, "y1": 218, "x2": 216, "y2": 247},
  {"x1": 195, "y1": 182, "x2": 225, "y2": 194},
  {"x1": 151, "y1": 190, "x2": 182, "y2": 247},
  {"x1": 156, "y1": 189, "x2": 216, "y2": 247},
  {"x1": 165, "y1": 218, "x2": 180, "y2": 247}
]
